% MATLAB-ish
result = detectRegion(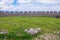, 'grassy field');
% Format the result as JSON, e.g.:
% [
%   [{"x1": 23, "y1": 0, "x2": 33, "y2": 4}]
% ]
[{"x1": 0, "y1": 16, "x2": 60, "y2": 40}]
